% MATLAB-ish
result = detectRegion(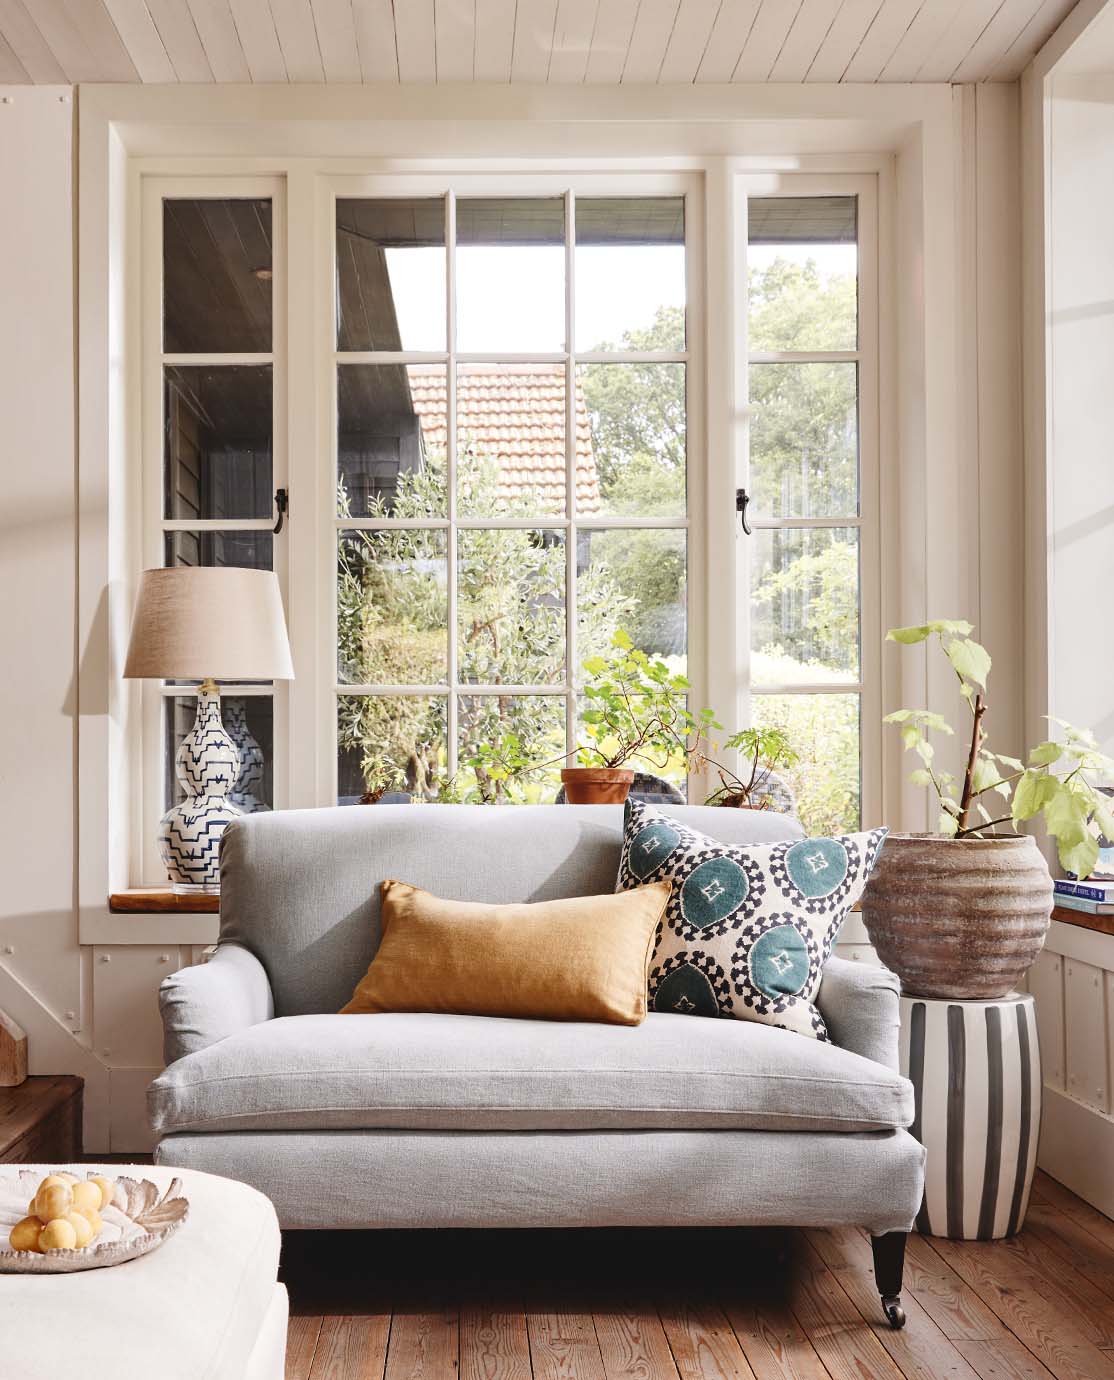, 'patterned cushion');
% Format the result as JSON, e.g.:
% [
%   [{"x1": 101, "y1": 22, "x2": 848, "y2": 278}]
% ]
[{"x1": 615, "y1": 799, "x2": 888, "y2": 1041}]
